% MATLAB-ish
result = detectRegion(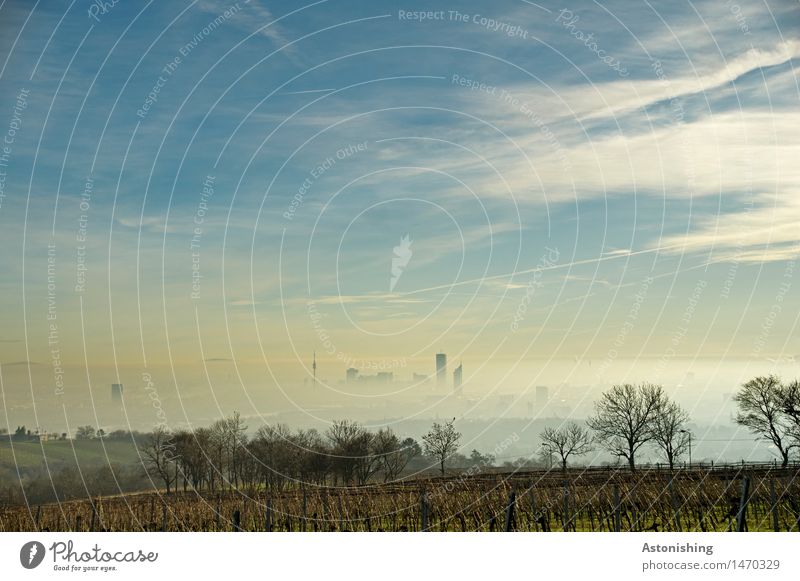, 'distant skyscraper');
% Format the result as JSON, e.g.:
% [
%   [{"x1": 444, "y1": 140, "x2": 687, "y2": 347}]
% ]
[
  {"x1": 536, "y1": 385, "x2": 549, "y2": 407},
  {"x1": 453, "y1": 362, "x2": 462, "y2": 395},
  {"x1": 346, "y1": 368, "x2": 359, "y2": 383},
  {"x1": 436, "y1": 353, "x2": 447, "y2": 387},
  {"x1": 312, "y1": 352, "x2": 317, "y2": 385},
  {"x1": 111, "y1": 383, "x2": 123, "y2": 402}
]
